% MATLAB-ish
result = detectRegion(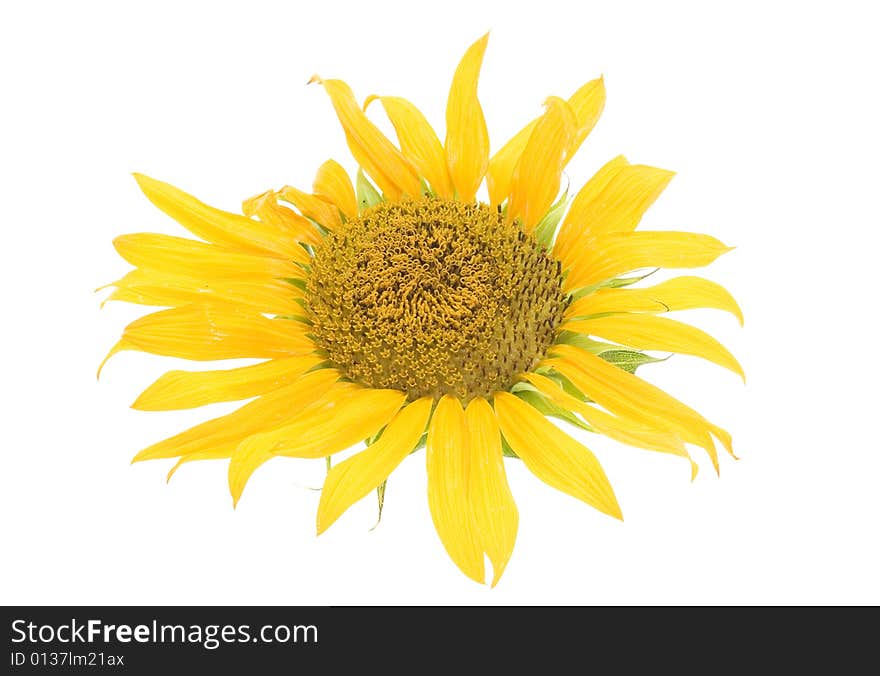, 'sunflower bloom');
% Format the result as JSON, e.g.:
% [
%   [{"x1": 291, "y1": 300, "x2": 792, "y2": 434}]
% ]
[{"x1": 102, "y1": 35, "x2": 742, "y2": 586}]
